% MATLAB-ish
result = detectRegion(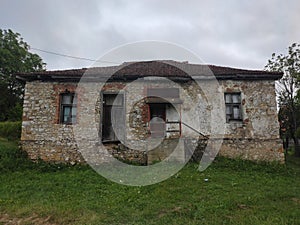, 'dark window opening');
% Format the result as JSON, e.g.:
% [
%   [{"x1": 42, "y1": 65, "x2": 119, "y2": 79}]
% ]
[
  {"x1": 224, "y1": 93, "x2": 242, "y2": 122},
  {"x1": 60, "y1": 93, "x2": 77, "y2": 124}
]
